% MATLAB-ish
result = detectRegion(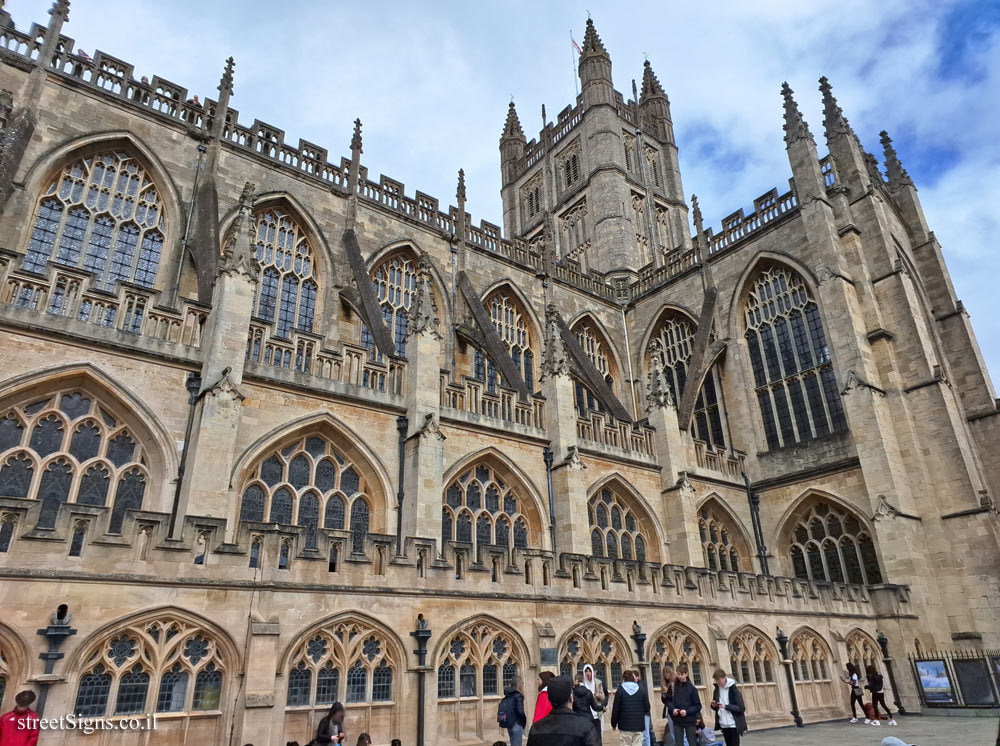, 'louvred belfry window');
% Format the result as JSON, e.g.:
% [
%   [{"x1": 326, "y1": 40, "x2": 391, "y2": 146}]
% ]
[
  {"x1": 249, "y1": 208, "x2": 316, "y2": 339},
  {"x1": 0, "y1": 391, "x2": 148, "y2": 533},
  {"x1": 743, "y1": 265, "x2": 847, "y2": 449},
  {"x1": 23, "y1": 151, "x2": 165, "y2": 289}
]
